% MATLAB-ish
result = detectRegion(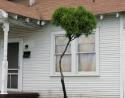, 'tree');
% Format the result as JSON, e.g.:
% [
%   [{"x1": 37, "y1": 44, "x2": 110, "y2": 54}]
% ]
[{"x1": 52, "y1": 6, "x2": 97, "y2": 98}]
